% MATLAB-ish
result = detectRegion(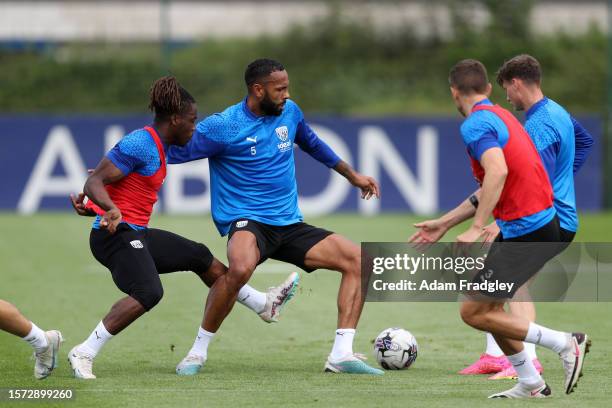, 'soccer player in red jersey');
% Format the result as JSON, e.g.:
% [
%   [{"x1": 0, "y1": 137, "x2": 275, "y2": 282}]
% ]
[
  {"x1": 410, "y1": 60, "x2": 590, "y2": 398},
  {"x1": 68, "y1": 77, "x2": 298, "y2": 379}
]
